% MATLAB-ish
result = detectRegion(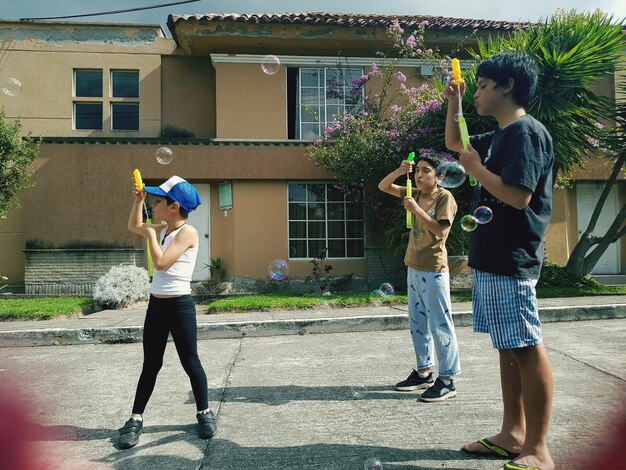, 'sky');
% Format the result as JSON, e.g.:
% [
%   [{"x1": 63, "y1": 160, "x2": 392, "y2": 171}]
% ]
[{"x1": 1, "y1": 0, "x2": 625, "y2": 36}]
